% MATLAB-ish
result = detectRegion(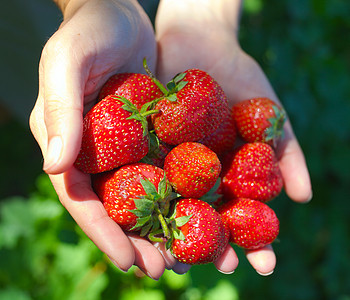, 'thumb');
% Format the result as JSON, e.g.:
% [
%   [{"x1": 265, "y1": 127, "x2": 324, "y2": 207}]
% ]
[{"x1": 41, "y1": 44, "x2": 85, "y2": 175}]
